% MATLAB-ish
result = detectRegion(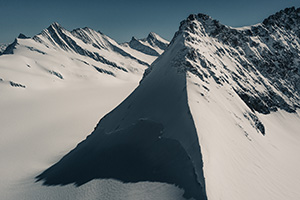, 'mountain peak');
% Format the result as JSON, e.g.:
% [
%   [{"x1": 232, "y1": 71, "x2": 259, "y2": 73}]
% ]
[
  {"x1": 48, "y1": 22, "x2": 64, "y2": 31},
  {"x1": 179, "y1": 7, "x2": 300, "y2": 37},
  {"x1": 171, "y1": 7, "x2": 300, "y2": 114},
  {"x1": 187, "y1": 13, "x2": 211, "y2": 22},
  {"x1": 170, "y1": 13, "x2": 221, "y2": 46},
  {"x1": 17, "y1": 33, "x2": 29, "y2": 39},
  {"x1": 147, "y1": 32, "x2": 158, "y2": 40},
  {"x1": 177, "y1": 12, "x2": 222, "y2": 37},
  {"x1": 146, "y1": 32, "x2": 168, "y2": 44},
  {"x1": 51, "y1": 22, "x2": 61, "y2": 27},
  {"x1": 262, "y1": 7, "x2": 300, "y2": 29},
  {"x1": 180, "y1": 13, "x2": 214, "y2": 25},
  {"x1": 130, "y1": 36, "x2": 138, "y2": 42}
]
